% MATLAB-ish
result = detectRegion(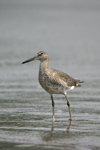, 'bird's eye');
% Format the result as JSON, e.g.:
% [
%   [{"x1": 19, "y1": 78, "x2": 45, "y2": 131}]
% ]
[
  {"x1": 38, "y1": 52, "x2": 43, "y2": 56},
  {"x1": 39, "y1": 52, "x2": 43, "y2": 56}
]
